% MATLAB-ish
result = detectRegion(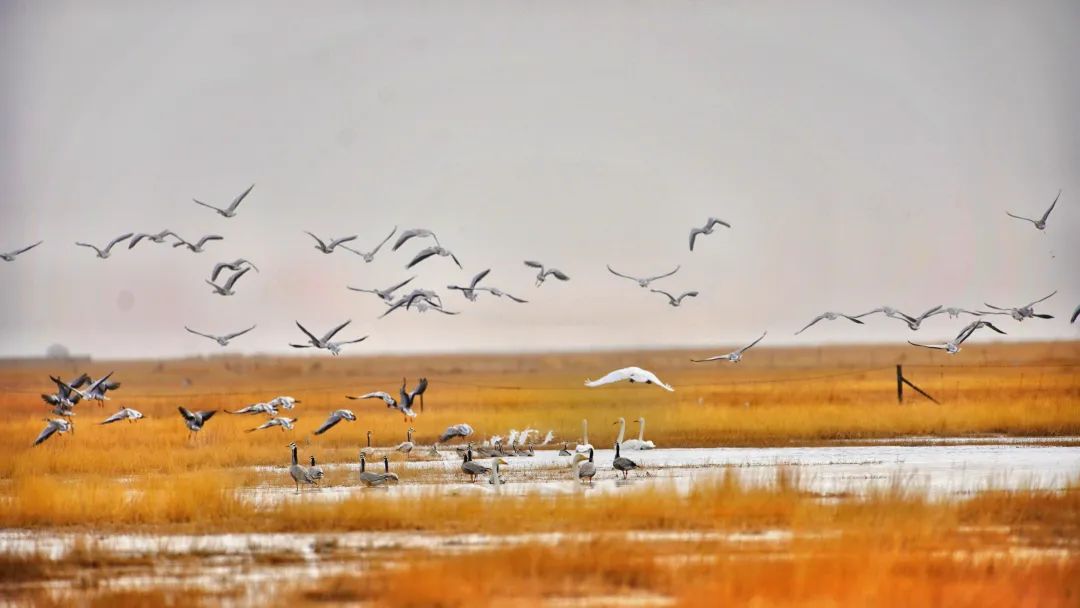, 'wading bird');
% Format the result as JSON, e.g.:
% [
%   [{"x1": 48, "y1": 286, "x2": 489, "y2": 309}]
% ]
[
  {"x1": 607, "y1": 265, "x2": 680, "y2": 288},
  {"x1": 359, "y1": 453, "x2": 400, "y2": 486},
  {"x1": 392, "y1": 228, "x2": 440, "y2": 251},
  {"x1": 193, "y1": 184, "x2": 254, "y2": 218},
  {"x1": 461, "y1": 448, "x2": 491, "y2": 482},
  {"x1": 291, "y1": 320, "x2": 368, "y2": 355},
  {"x1": 210, "y1": 259, "x2": 258, "y2": 282},
  {"x1": 406, "y1": 245, "x2": 462, "y2": 270},
  {"x1": 128, "y1": 230, "x2": 179, "y2": 249},
  {"x1": 172, "y1": 234, "x2": 223, "y2": 253},
  {"x1": 983, "y1": 292, "x2": 1057, "y2": 321},
  {"x1": 342, "y1": 226, "x2": 397, "y2": 262},
  {"x1": 394, "y1": 427, "x2": 415, "y2": 458},
  {"x1": 185, "y1": 325, "x2": 257, "y2": 347},
  {"x1": 612, "y1": 442, "x2": 639, "y2": 479},
  {"x1": 205, "y1": 267, "x2": 252, "y2": 296},
  {"x1": 907, "y1": 320, "x2": 1007, "y2": 355},
  {"x1": 795, "y1": 312, "x2": 864, "y2": 335},
  {"x1": 246, "y1": 417, "x2": 297, "y2": 432},
  {"x1": 692, "y1": 332, "x2": 767, "y2": 363},
  {"x1": 313, "y1": 409, "x2": 357, "y2": 435},
  {"x1": 76, "y1": 233, "x2": 133, "y2": 258},
  {"x1": 347, "y1": 276, "x2": 417, "y2": 302},
  {"x1": 304, "y1": 232, "x2": 357, "y2": 254},
  {"x1": 585, "y1": 367, "x2": 674, "y2": 391},
  {"x1": 689, "y1": 217, "x2": 731, "y2": 251},
  {"x1": 308, "y1": 456, "x2": 324, "y2": 485},
  {"x1": 1, "y1": 240, "x2": 43, "y2": 262},
  {"x1": 650, "y1": 289, "x2": 698, "y2": 307},
  {"x1": 33, "y1": 418, "x2": 73, "y2": 446},
  {"x1": 100, "y1": 406, "x2": 143, "y2": 425},
  {"x1": 1006, "y1": 190, "x2": 1060, "y2": 230},
  {"x1": 573, "y1": 450, "x2": 596, "y2": 485},
  {"x1": 178, "y1": 407, "x2": 217, "y2": 438},
  {"x1": 575, "y1": 419, "x2": 593, "y2": 454},
  {"x1": 523, "y1": 260, "x2": 570, "y2": 286},
  {"x1": 288, "y1": 442, "x2": 317, "y2": 493}
]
